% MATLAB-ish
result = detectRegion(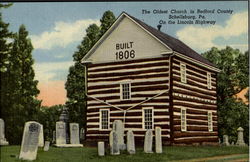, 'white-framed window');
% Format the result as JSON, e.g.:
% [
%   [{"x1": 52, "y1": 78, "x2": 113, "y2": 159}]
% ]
[
  {"x1": 180, "y1": 63, "x2": 187, "y2": 83},
  {"x1": 208, "y1": 111, "x2": 213, "y2": 132},
  {"x1": 142, "y1": 108, "x2": 154, "y2": 130},
  {"x1": 99, "y1": 109, "x2": 110, "y2": 130},
  {"x1": 181, "y1": 108, "x2": 187, "y2": 132},
  {"x1": 120, "y1": 83, "x2": 131, "y2": 100},
  {"x1": 207, "y1": 72, "x2": 212, "y2": 89}
]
